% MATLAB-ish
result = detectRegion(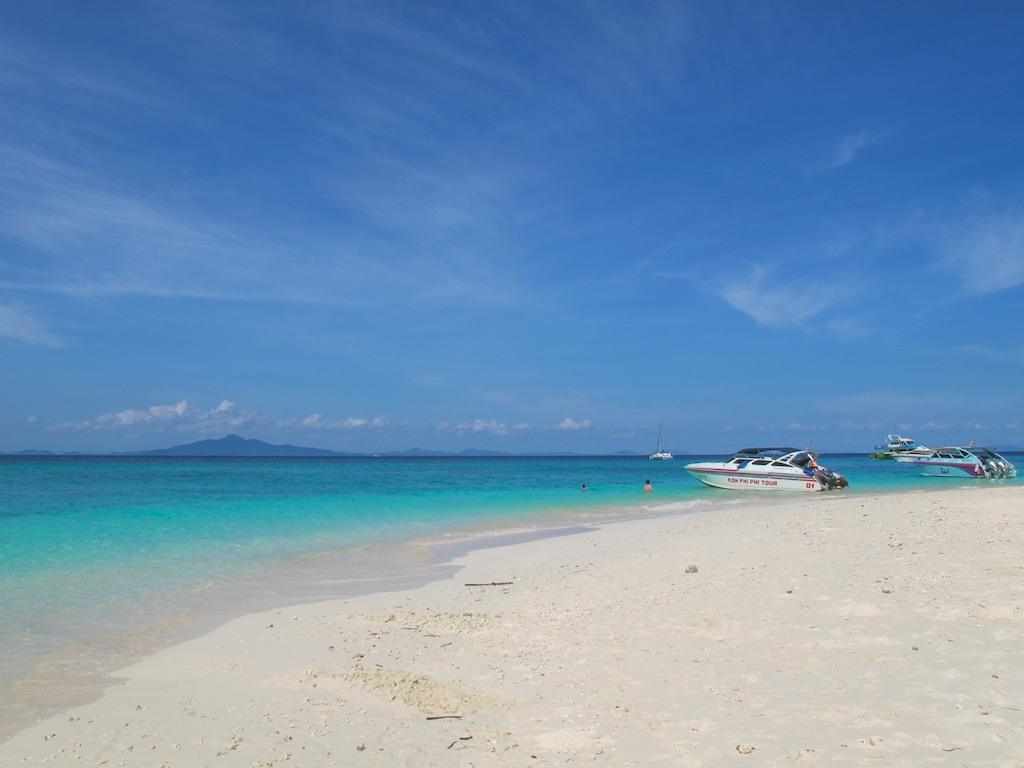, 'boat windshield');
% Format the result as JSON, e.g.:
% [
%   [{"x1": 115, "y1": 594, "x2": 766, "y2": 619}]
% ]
[{"x1": 788, "y1": 452, "x2": 812, "y2": 467}]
